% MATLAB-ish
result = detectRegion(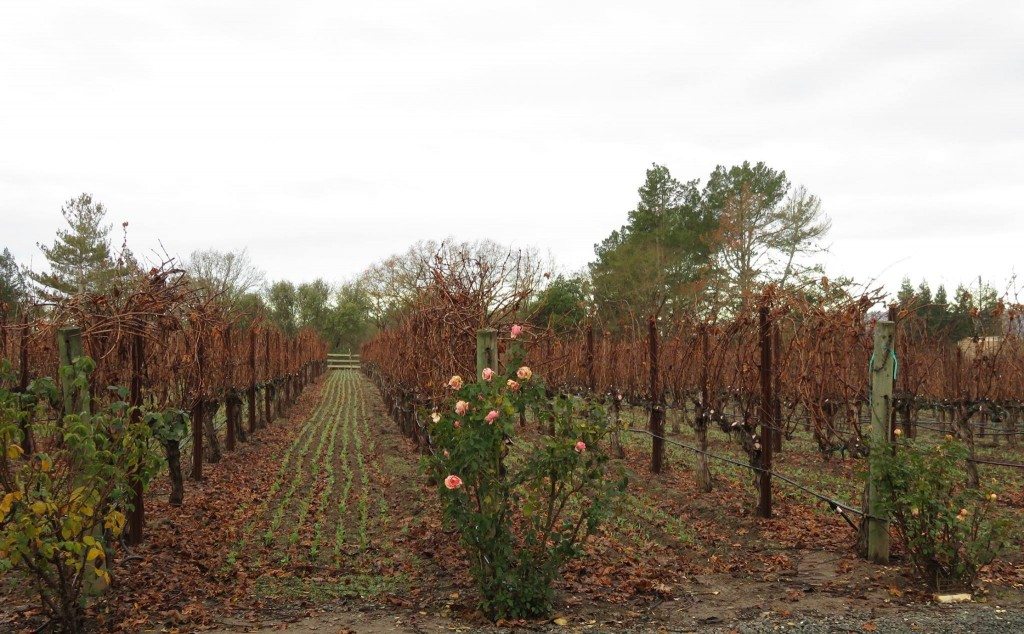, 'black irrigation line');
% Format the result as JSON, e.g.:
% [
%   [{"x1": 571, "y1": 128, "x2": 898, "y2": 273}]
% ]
[
  {"x1": 967, "y1": 456, "x2": 1024, "y2": 469},
  {"x1": 614, "y1": 397, "x2": 1024, "y2": 441},
  {"x1": 611, "y1": 393, "x2": 1024, "y2": 430},
  {"x1": 625, "y1": 427, "x2": 874, "y2": 528},
  {"x1": 913, "y1": 420, "x2": 1024, "y2": 438}
]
